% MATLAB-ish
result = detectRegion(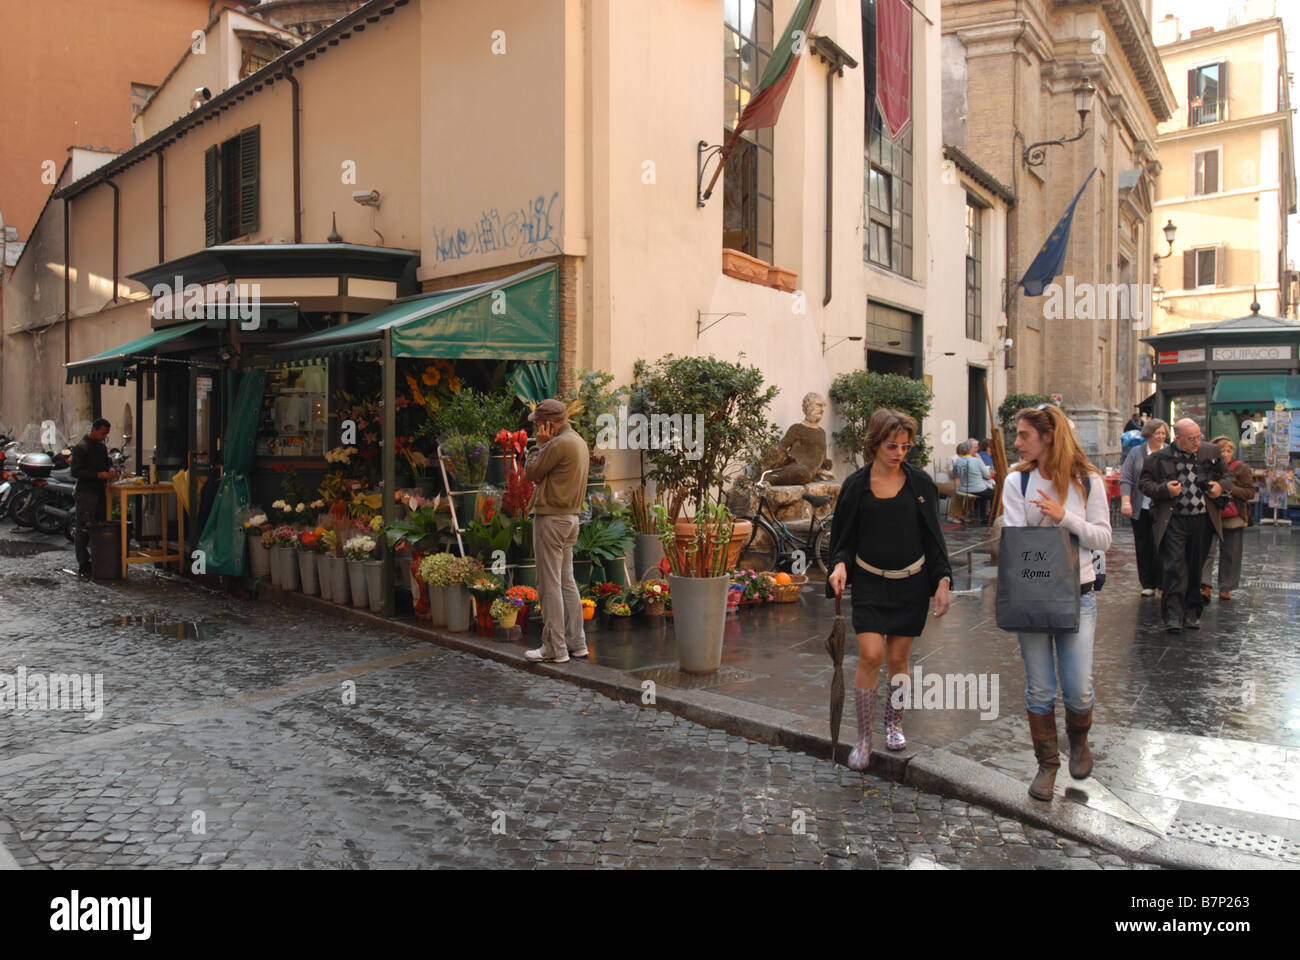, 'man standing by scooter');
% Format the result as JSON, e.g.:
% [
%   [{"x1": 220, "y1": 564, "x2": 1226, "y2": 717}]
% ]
[{"x1": 70, "y1": 418, "x2": 117, "y2": 577}]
